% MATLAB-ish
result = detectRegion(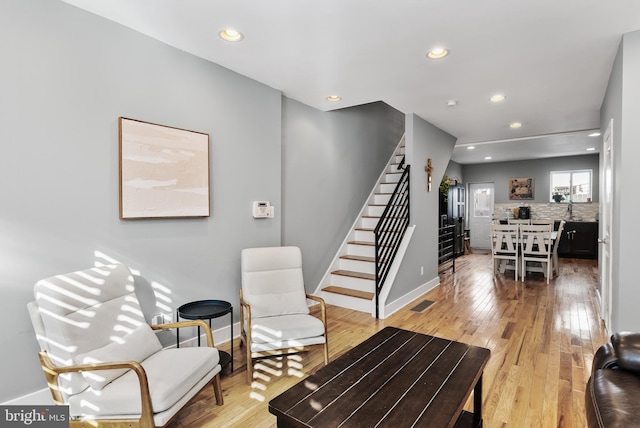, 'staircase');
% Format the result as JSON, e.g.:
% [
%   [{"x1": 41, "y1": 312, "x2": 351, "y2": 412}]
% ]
[{"x1": 316, "y1": 138, "x2": 409, "y2": 316}]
